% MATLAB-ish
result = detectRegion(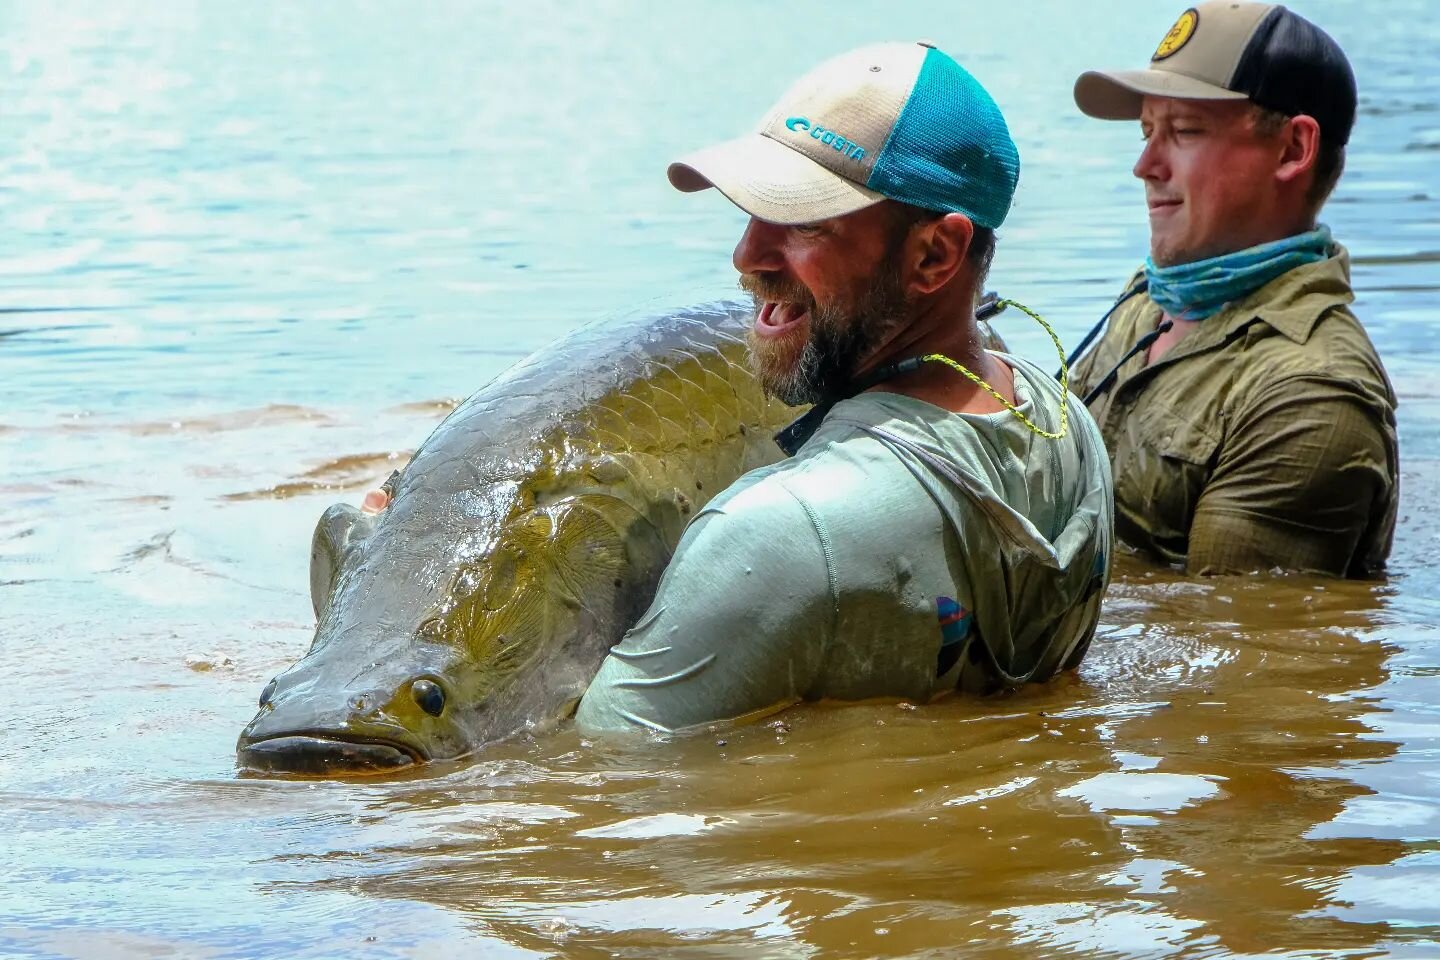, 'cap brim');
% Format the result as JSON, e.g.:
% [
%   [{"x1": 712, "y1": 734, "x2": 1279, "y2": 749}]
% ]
[
  {"x1": 1074, "y1": 69, "x2": 1250, "y2": 120},
  {"x1": 667, "y1": 133, "x2": 885, "y2": 225}
]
